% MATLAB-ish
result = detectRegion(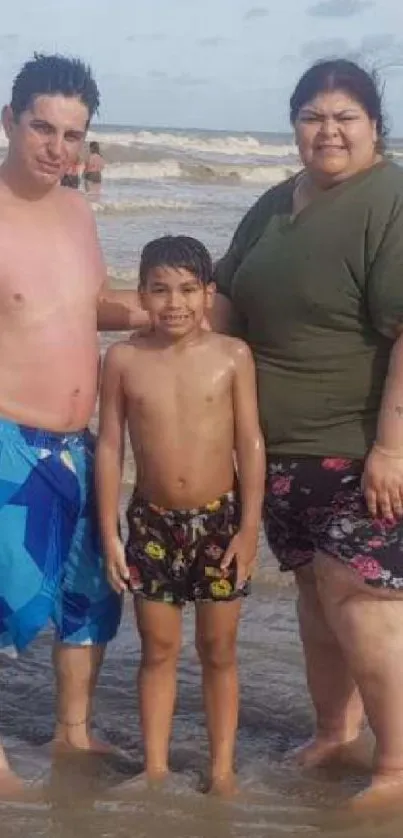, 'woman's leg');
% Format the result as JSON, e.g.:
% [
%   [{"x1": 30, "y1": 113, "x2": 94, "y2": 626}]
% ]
[
  {"x1": 315, "y1": 552, "x2": 403, "y2": 808},
  {"x1": 294, "y1": 563, "x2": 365, "y2": 767}
]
